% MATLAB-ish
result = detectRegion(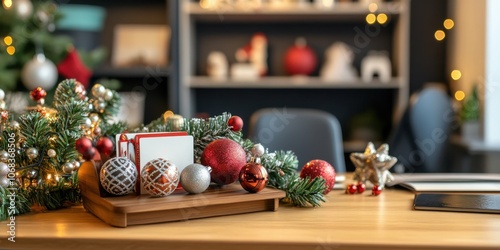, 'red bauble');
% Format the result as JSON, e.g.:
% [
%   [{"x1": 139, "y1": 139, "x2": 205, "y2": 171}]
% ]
[
  {"x1": 284, "y1": 38, "x2": 318, "y2": 76},
  {"x1": 82, "y1": 147, "x2": 97, "y2": 161},
  {"x1": 96, "y1": 137, "x2": 114, "y2": 156},
  {"x1": 30, "y1": 87, "x2": 47, "y2": 102},
  {"x1": 76, "y1": 137, "x2": 93, "y2": 154},
  {"x1": 239, "y1": 162, "x2": 268, "y2": 193},
  {"x1": 357, "y1": 183, "x2": 366, "y2": 193},
  {"x1": 228, "y1": 116, "x2": 244, "y2": 132},
  {"x1": 372, "y1": 185, "x2": 383, "y2": 196},
  {"x1": 300, "y1": 159, "x2": 336, "y2": 194},
  {"x1": 346, "y1": 184, "x2": 357, "y2": 194},
  {"x1": 201, "y1": 138, "x2": 247, "y2": 185}
]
